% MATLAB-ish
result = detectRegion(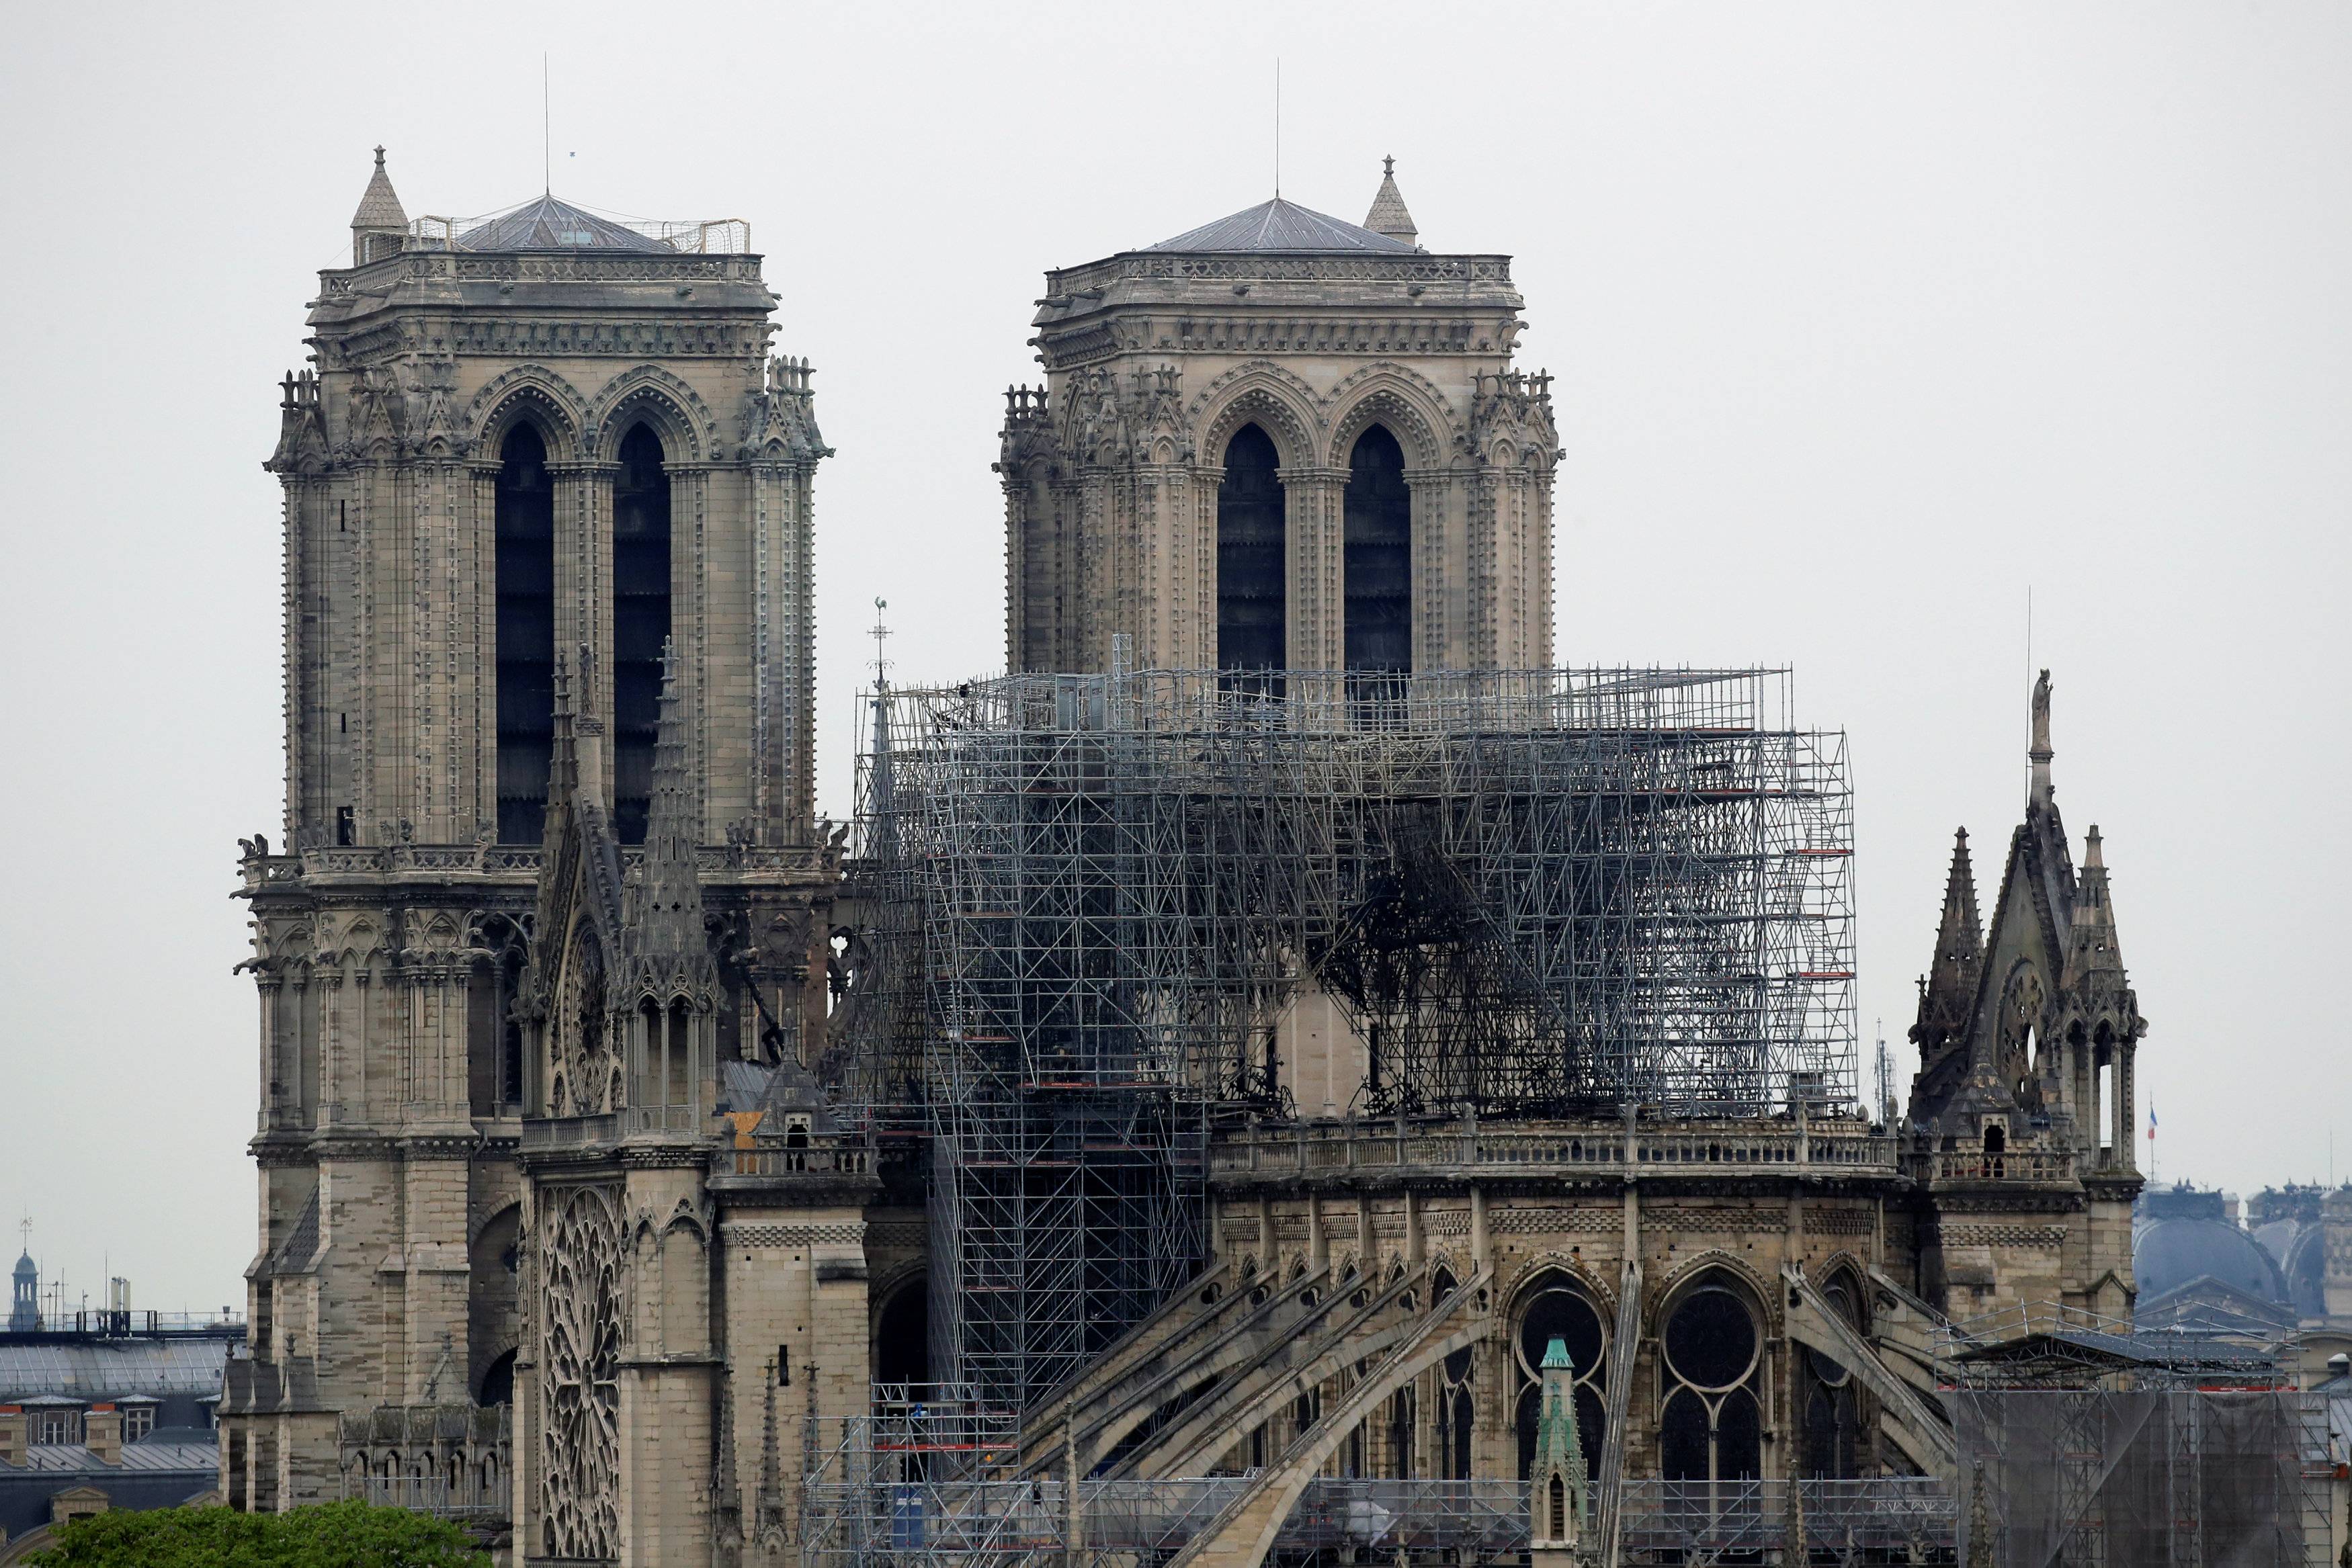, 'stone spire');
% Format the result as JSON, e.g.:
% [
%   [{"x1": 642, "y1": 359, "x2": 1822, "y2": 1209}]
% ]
[
  {"x1": 1528, "y1": 1336, "x2": 1589, "y2": 1557},
  {"x1": 1363, "y1": 155, "x2": 1418, "y2": 247},
  {"x1": 1919, "y1": 828, "x2": 1983, "y2": 1036},
  {"x1": 2061, "y1": 825, "x2": 2128, "y2": 988},
  {"x1": 551, "y1": 656, "x2": 579, "y2": 799},
  {"x1": 632, "y1": 639, "x2": 706, "y2": 959},
  {"x1": 349, "y1": 146, "x2": 407, "y2": 266}
]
